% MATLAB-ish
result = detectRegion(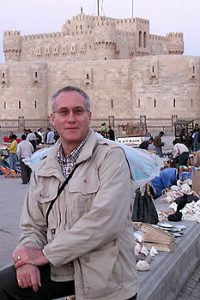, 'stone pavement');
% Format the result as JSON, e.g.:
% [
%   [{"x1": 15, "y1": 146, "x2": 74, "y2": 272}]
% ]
[
  {"x1": 0, "y1": 176, "x2": 28, "y2": 268},
  {"x1": 176, "y1": 264, "x2": 200, "y2": 300}
]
